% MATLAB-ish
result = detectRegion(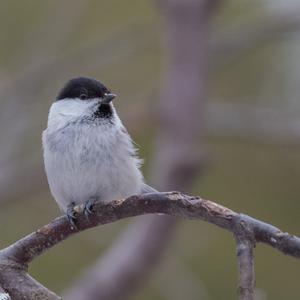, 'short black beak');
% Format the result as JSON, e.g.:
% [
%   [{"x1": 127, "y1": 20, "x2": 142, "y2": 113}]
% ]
[{"x1": 102, "y1": 93, "x2": 116, "y2": 104}]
